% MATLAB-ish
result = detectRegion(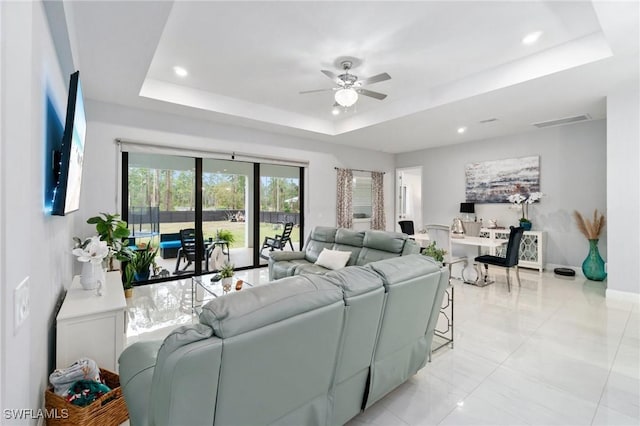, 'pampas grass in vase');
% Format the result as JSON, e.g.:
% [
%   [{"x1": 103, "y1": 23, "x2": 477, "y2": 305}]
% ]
[{"x1": 573, "y1": 209, "x2": 607, "y2": 281}]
